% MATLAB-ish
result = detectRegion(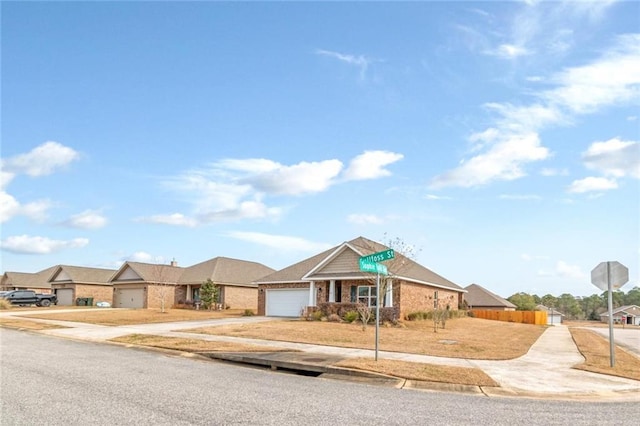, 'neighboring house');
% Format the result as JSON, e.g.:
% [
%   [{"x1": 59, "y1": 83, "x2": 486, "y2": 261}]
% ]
[
  {"x1": 110, "y1": 257, "x2": 274, "y2": 310},
  {"x1": 600, "y1": 305, "x2": 640, "y2": 326},
  {"x1": 464, "y1": 284, "x2": 516, "y2": 311},
  {"x1": 0, "y1": 266, "x2": 57, "y2": 293},
  {"x1": 177, "y1": 257, "x2": 275, "y2": 310},
  {"x1": 255, "y1": 236, "x2": 465, "y2": 319},
  {"x1": 110, "y1": 261, "x2": 184, "y2": 309},
  {"x1": 49, "y1": 265, "x2": 116, "y2": 306},
  {"x1": 536, "y1": 304, "x2": 564, "y2": 325}
]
